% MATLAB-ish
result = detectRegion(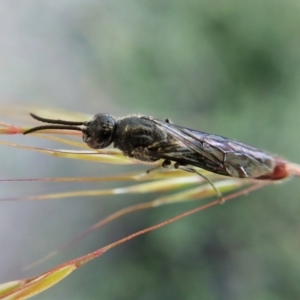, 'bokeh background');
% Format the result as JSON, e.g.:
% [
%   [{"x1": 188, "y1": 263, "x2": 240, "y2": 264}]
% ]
[{"x1": 1, "y1": 1, "x2": 300, "y2": 299}]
